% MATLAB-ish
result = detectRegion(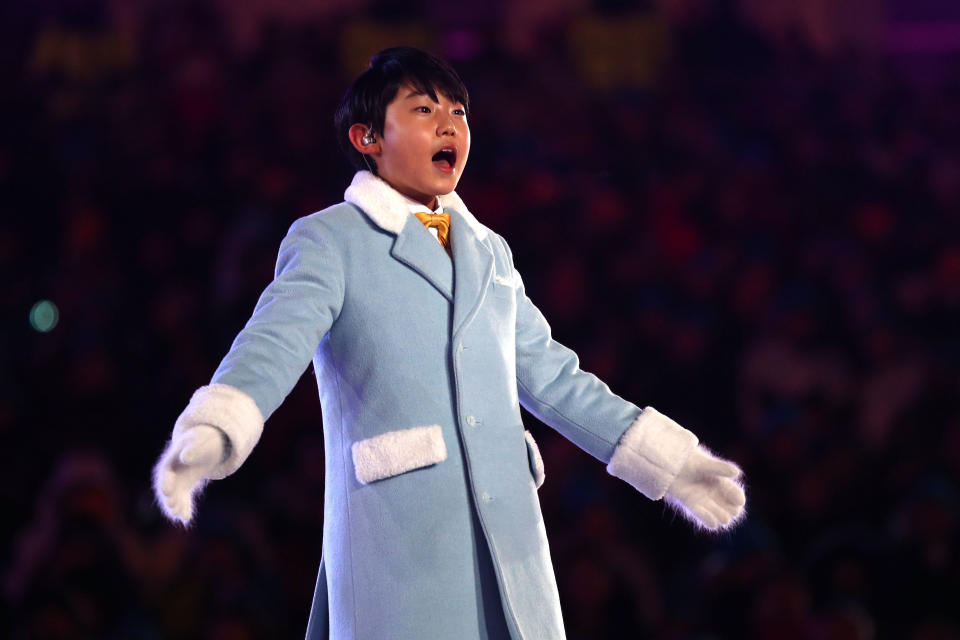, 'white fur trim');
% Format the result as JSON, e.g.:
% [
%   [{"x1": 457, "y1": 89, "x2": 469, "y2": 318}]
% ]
[
  {"x1": 172, "y1": 384, "x2": 264, "y2": 480},
  {"x1": 343, "y1": 170, "x2": 488, "y2": 240},
  {"x1": 352, "y1": 425, "x2": 448, "y2": 485},
  {"x1": 524, "y1": 430, "x2": 545, "y2": 489},
  {"x1": 606, "y1": 406, "x2": 699, "y2": 500}
]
